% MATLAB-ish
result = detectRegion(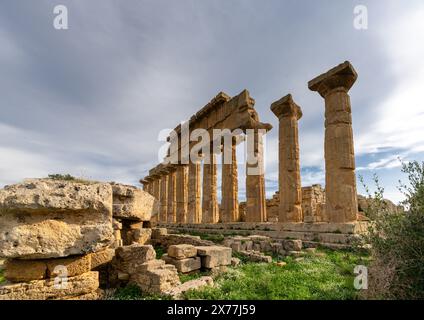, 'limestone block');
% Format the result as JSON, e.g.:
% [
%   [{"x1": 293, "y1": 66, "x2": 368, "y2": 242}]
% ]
[
  {"x1": 167, "y1": 244, "x2": 197, "y2": 260},
  {"x1": 137, "y1": 259, "x2": 166, "y2": 272},
  {"x1": 90, "y1": 248, "x2": 115, "y2": 269},
  {"x1": 111, "y1": 183, "x2": 158, "y2": 221},
  {"x1": 4, "y1": 259, "x2": 47, "y2": 282},
  {"x1": 162, "y1": 254, "x2": 201, "y2": 273},
  {"x1": 282, "y1": 240, "x2": 302, "y2": 252},
  {"x1": 230, "y1": 242, "x2": 242, "y2": 252},
  {"x1": 130, "y1": 267, "x2": 180, "y2": 294},
  {"x1": 196, "y1": 246, "x2": 232, "y2": 269},
  {"x1": 0, "y1": 179, "x2": 113, "y2": 259},
  {"x1": 132, "y1": 228, "x2": 152, "y2": 245},
  {"x1": 113, "y1": 244, "x2": 156, "y2": 274},
  {"x1": 238, "y1": 251, "x2": 272, "y2": 263},
  {"x1": 0, "y1": 271, "x2": 99, "y2": 300},
  {"x1": 45, "y1": 254, "x2": 91, "y2": 278}
]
